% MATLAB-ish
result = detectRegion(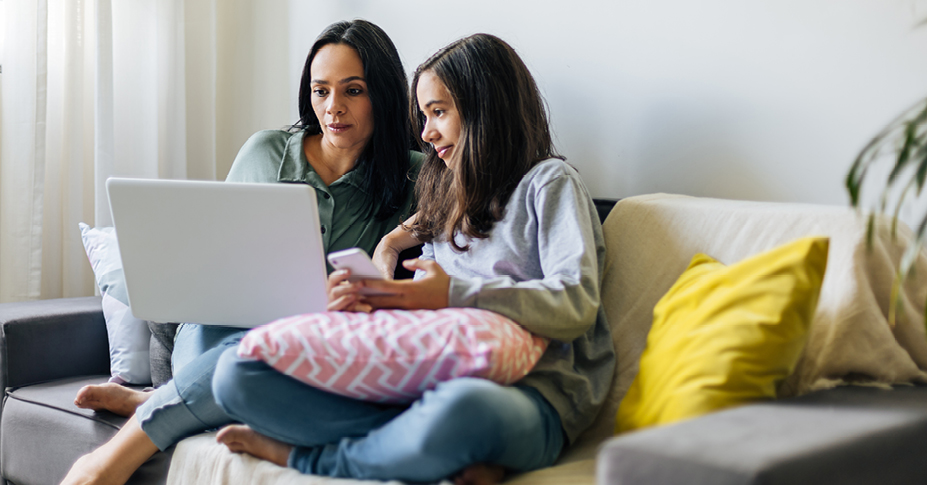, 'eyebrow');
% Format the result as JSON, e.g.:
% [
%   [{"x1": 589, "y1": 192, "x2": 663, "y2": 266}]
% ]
[
  {"x1": 311, "y1": 76, "x2": 366, "y2": 85},
  {"x1": 423, "y1": 99, "x2": 448, "y2": 108}
]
